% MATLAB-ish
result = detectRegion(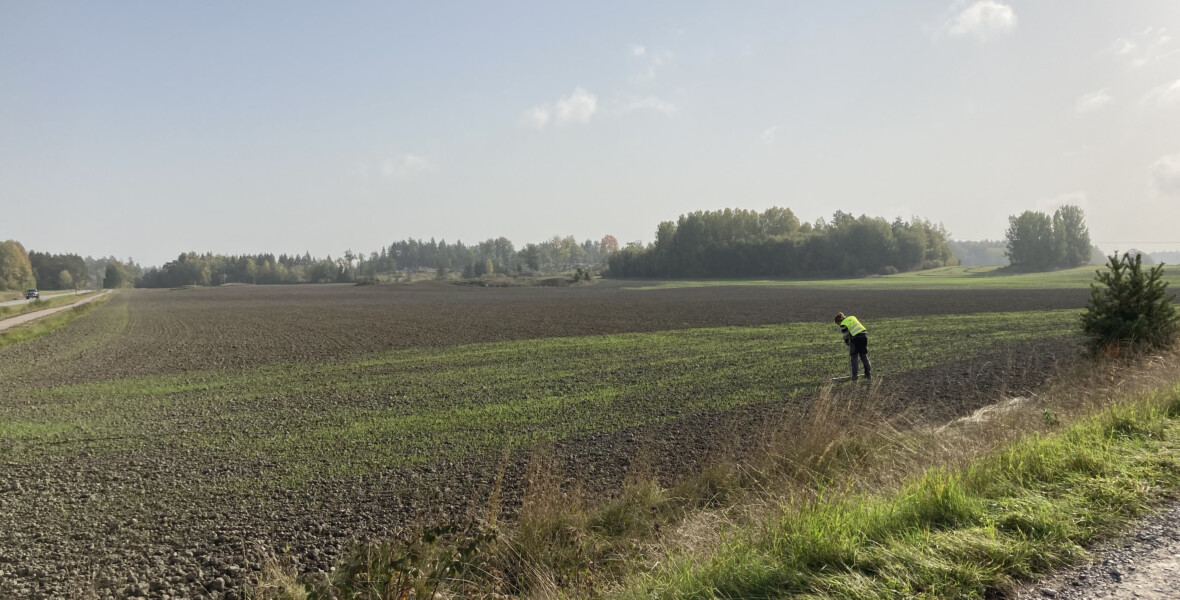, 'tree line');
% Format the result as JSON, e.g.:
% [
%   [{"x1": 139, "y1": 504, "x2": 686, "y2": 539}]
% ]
[
  {"x1": 134, "y1": 234, "x2": 622, "y2": 288},
  {"x1": 357, "y1": 235, "x2": 618, "y2": 280},
  {"x1": 1, "y1": 235, "x2": 622, "y2": 291},
  {"x1": 607, "y1": 208, "x2": 955, "y2": 278},
  {"x1": 0, "y1": 204, "x2": 1162, "y2": 290},
  {"x1": 27, "y1": 251, "x2": 87, "y2": 290},
  {"x1": 0, "y1": 241, "x2": 143, "y2": 291}
]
